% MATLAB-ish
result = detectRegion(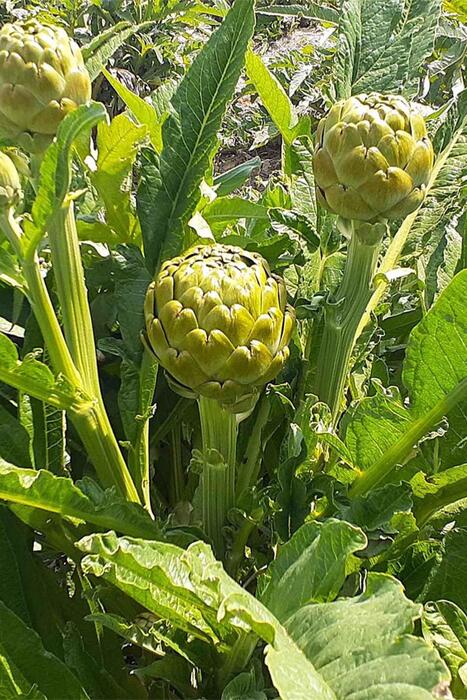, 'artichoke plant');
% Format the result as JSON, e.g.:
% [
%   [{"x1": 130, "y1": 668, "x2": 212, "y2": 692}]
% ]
[
  {"x1": 145, "y1": 244, "x2": 295, "y2": 413},
  {"x1": 313, "y1": 93, "x2": 434, "y2": 222},
  {"x1": 0, "y1": 19, "x2": 91, "y2": 151}
]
